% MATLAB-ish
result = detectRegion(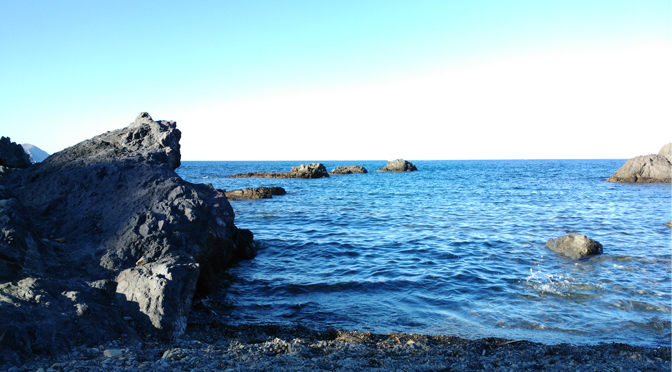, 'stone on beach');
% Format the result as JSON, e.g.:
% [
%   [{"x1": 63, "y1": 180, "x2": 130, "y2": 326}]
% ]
[
  {"x1": 376, "y1": 159, "x2": 418, "y2": 172},
  {"x1": 545, "y1": 234, "x2": 603, "y2": 259},
  {"x1": 329, "y1": 165, "x2": 368, "y2": 174},
  {"x1": 0, "y1": 112, "x2": 255, "y2": 365},
  {"x1": 607, "y1": 143, "x2": 671, "y2": 183}
]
